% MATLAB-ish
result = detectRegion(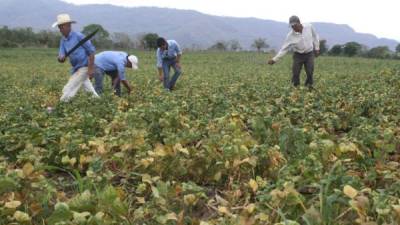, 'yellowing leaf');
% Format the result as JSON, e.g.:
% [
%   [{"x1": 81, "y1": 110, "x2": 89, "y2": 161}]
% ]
[
  {"x1": 154, "y1": 144, "x2": 167, "y2": 157},
  {"x1": 151, "y1": 186, "x2": 160, "y2": 198},
  {"x1": 392, "y1": 205, "x2": 400, "y2": 217},
  {"x1": 245, "y1": 203, "x2": 256, "y2": 214},
  {"x1": 249, "y1": 179, "x2": 258, "y2": 192},
  {"x1": 5, "y1": 200, "x2": 21, "y2": 209},
  {"x1": 179, "y1": 147, "x2": 189, "y2": 155},
  {"x1": 214, "y1": 172, "x2": 222, "y2": 181},
  {"x1": 13, "y1": 211, "x2": 31, "y2": 222},
  {"x1": 215, "y1": 195, "x2": 229, "y2": 206},
  {"x1": 88, "y1": 140, "x2": 106, "y2": 154},
  {"x1": 141, "y1": 174, "x2": 152, "y2": 184},
  {"x1": 30, "y1": 202, "x2": 42, "y2": 216},
  {"x1": 343, "y1": 185, "x2": 358, "y2": 199},
  {"x1": 183, "y1": 194, "x2": 197, "y2": 206},
  {"x1": 94, "y1": 212, "x2": 105, "y2": 220},
  {"x1": 61, "y1": 155, "x2": 70, "y2": 165},
  {"x1": 22, "y1": 162, "x2": 34, "y2": 177},
  {"x1": 339, "y1": 142, "x2": 363, "y2": 157},
  {"x1": 120, "y1": 143, "x2": 133, "y2": 151},
  {"x1": 140, "y1": 158, "x2": 154, "y2": 168},
  {"x1": 136, "y1": 197, "x2": 145, "y2": 204},
  {"x1": 166, "y1": 212, "x2": 178, "y2": 221},
  {"x1": 218, "y1": 206, "x2": 230, "y2": 215},
  {"x1": 73, "y1": 211, "x2": 91, "y2": 223},
  {"x1": 173, "y1": 143, "x2": 189, "y2": 155},
  {"x1": 69, "y1": 157, "x2": 77, "y2": 167},
  {"x1": 255, "y1": 212, "x2": 269, "y2": 221}
]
